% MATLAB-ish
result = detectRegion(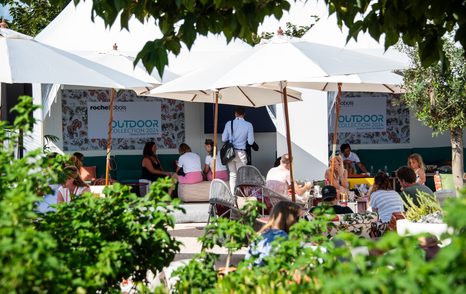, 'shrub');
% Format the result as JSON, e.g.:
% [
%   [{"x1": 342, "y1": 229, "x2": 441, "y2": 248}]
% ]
[{"x1": 0, "y1": 96, "x2": 183, "y2": 293}]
